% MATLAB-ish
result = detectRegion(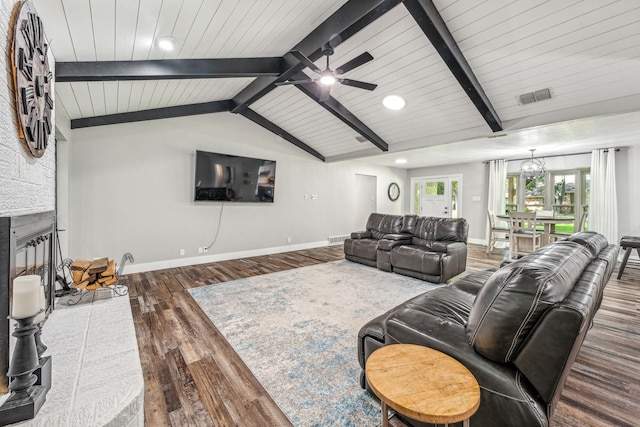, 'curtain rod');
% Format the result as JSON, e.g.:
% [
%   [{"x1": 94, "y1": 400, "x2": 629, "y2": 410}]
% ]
[{"x1": 483, "y1": 148, "x2": 620, "y2": 164}]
